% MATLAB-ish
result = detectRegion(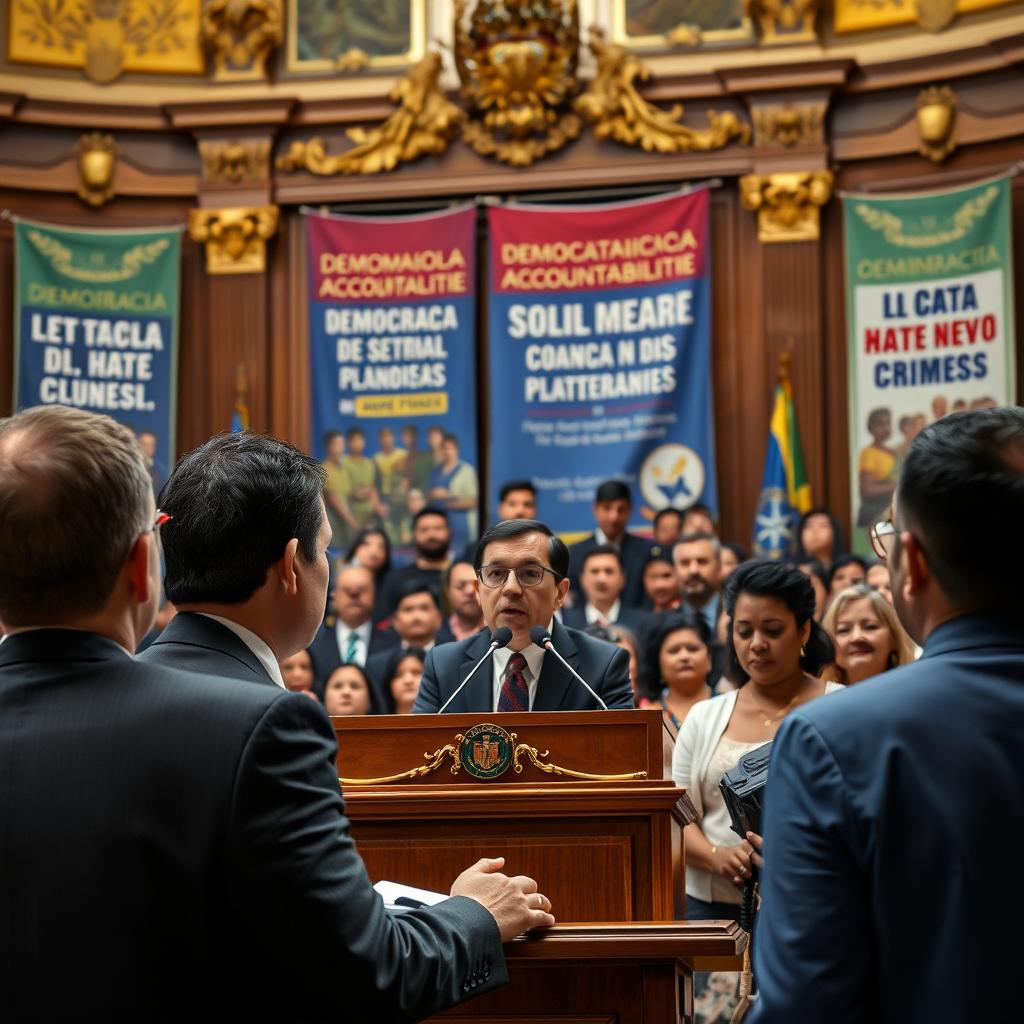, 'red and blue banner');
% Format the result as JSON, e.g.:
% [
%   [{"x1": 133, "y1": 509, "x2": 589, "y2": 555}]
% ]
[
  {"x1": 306, "y1": 206, "x2": 479, "y2": 554},
  {"x1": 486, "y1": 189, "x2": 717, "y2": 535}
]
